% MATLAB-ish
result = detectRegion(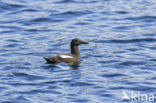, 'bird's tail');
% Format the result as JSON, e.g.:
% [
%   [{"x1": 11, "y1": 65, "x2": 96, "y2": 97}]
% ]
[
  {"x1": 43, "y1": 57, "x2": 49, "y2": 62},
  {"x1": 43, "y1": 57, "x2": 59, "y2": 64}
]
